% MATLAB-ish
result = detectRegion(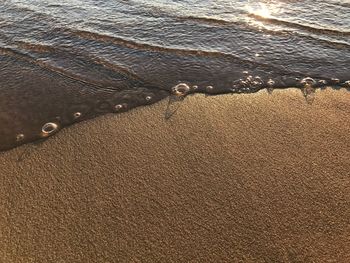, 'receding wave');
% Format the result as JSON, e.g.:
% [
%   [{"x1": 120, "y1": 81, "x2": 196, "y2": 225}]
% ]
[
  {"x1": 65, "y1": 28, "x2": 241, "y2": 58},
  {"x1": 0, "y1": 46, "x2": 108, "y2": 89},
  {"x1": 16, "y1": 41, "x2": 58, "y2": 53},
  {"x1": 14, "y1": 41, "x2": 143, "y2": 81},
  {"x1": 0, "y1": 46, "x2": 35, "y2": 61},
  {"x1": 62, "y1": 28, "x2": 308, "y2": 76}
]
